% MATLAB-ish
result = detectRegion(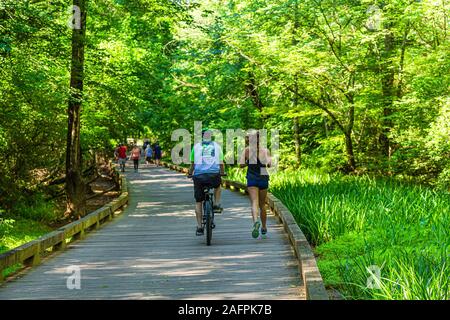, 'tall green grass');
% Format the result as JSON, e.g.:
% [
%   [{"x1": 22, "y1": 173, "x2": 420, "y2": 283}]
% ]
[{"x1": 227, "y1": 167, "x2": 450, "y2": 299}]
